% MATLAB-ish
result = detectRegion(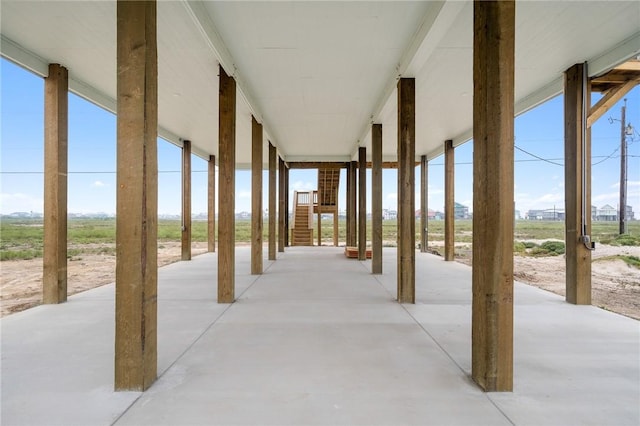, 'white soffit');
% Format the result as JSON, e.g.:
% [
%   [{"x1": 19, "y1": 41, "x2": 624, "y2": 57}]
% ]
[{"x1": 1, "y1": 1, "x2": 639, "y2": 165}]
